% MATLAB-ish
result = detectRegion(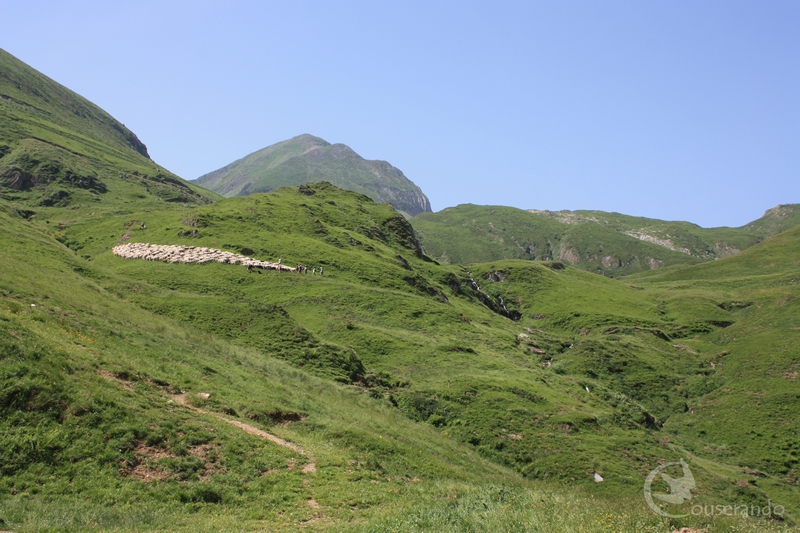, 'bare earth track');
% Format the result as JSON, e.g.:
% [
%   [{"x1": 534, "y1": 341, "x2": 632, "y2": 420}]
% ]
[{"x1": 170, "y1": 392, "x2": 317, "y2": 473}]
